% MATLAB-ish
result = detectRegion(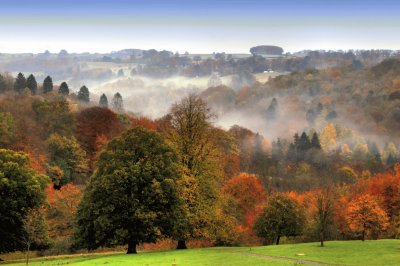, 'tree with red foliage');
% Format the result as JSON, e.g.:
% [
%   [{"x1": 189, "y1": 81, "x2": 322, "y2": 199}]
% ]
[{"x1": 76, "y1": 107, "x2": 123, "y2": 169}]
